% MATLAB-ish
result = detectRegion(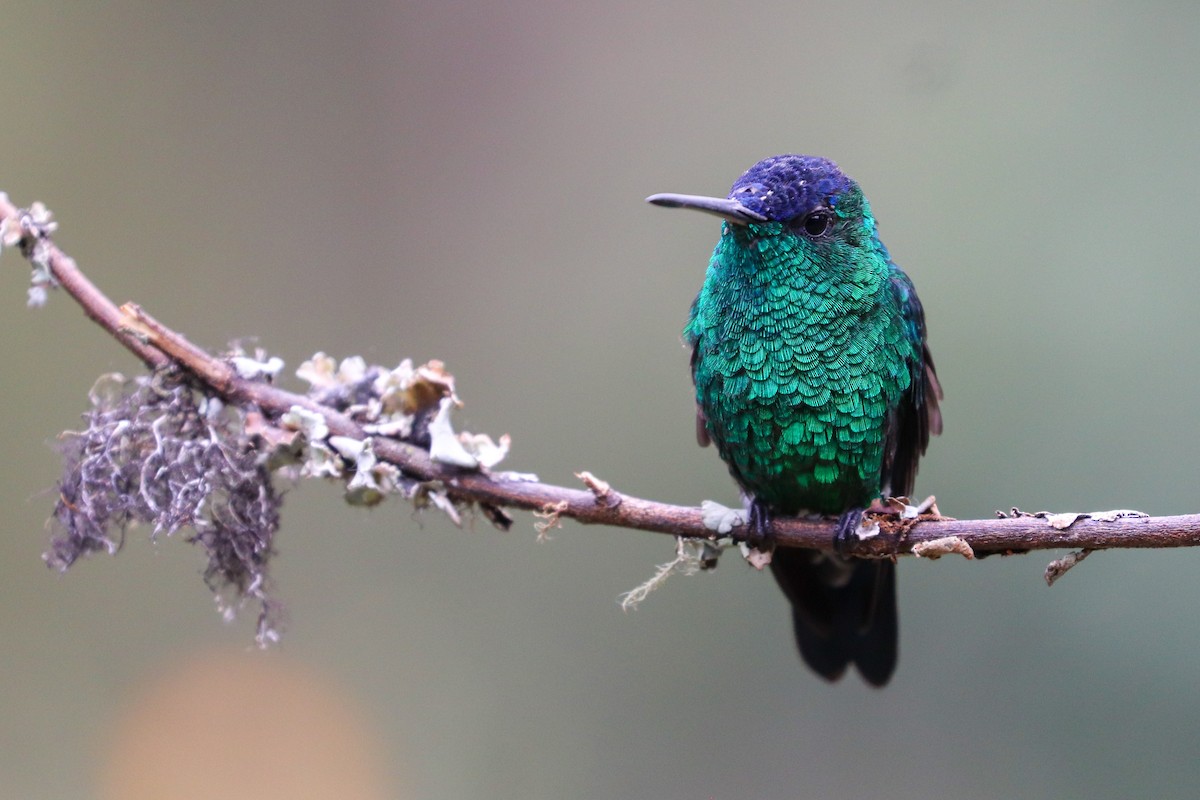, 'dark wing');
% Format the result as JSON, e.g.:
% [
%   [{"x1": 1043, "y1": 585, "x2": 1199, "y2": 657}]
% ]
[
  {"x1": 881, "y1": 267, "x2": 943, "y2": 498},
  {"x1": 688, "y1": 336, "x2": 712, "y2": 447},
  {"x1": 685, "y1": 296, "x2": 713, "y2": 448}
]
